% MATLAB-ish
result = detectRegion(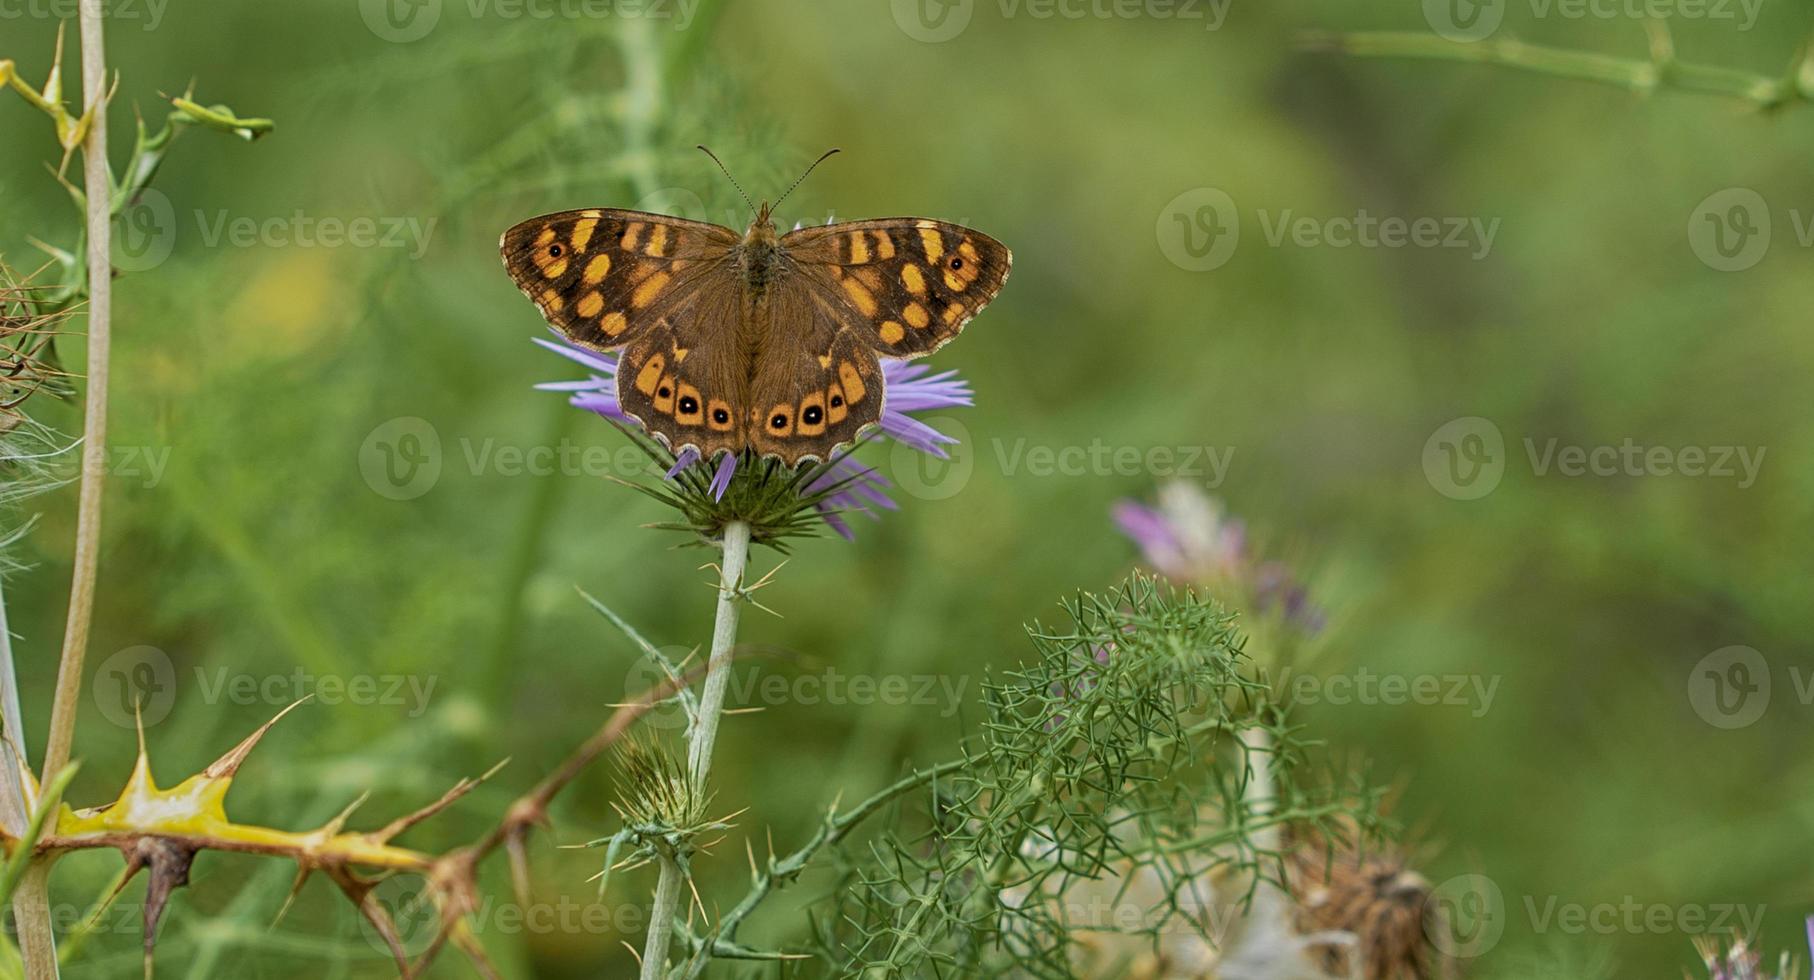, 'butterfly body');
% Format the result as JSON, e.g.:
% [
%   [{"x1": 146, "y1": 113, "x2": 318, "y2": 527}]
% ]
[{"x1": 502, "y1": 203, "x2": 1010, "y2": 466}]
